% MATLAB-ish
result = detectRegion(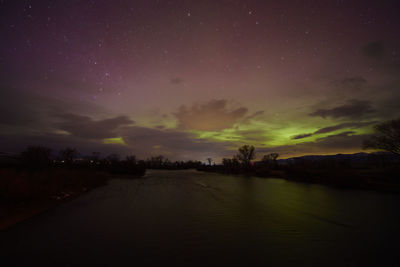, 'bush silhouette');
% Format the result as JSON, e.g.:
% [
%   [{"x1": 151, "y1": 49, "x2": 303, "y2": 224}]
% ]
[{"x1": 20, "y1": 146, "x2": 52, "y2": 171}]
